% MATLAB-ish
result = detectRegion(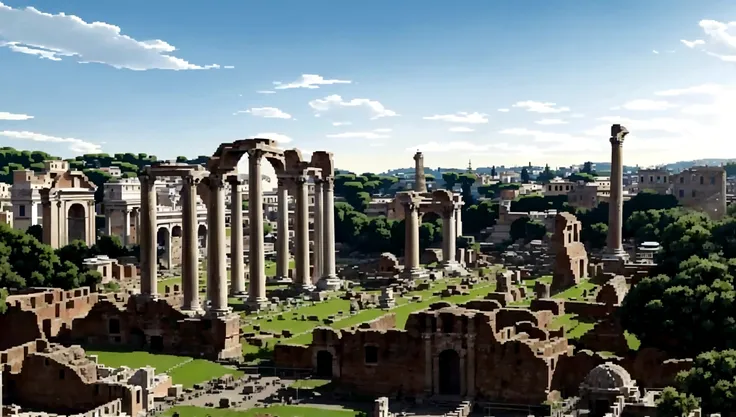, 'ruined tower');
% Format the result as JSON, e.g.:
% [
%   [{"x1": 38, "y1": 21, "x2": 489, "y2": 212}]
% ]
[{"x1": 413, "y1": 151, "x2": 427, "y2": 193}]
